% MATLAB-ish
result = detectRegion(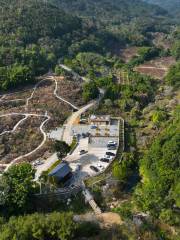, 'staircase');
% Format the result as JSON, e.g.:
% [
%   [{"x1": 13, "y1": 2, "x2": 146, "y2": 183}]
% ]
[
  {"x1": 89, "y1": 199, "x2": 102, "y2": 215},
  {"x1": 82, "y1": 188, "x2": 102, "y2": 215}
]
